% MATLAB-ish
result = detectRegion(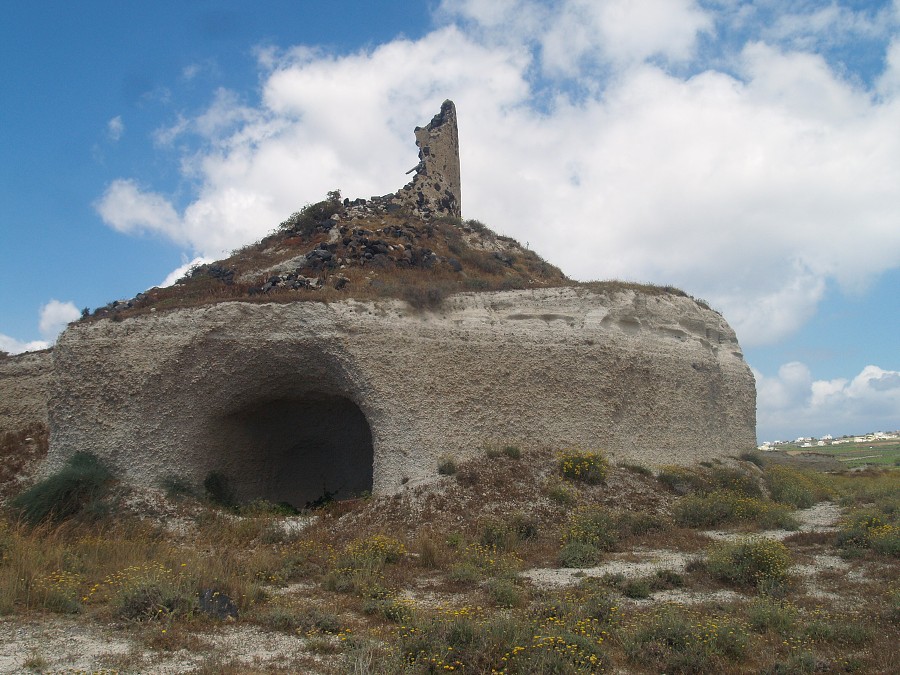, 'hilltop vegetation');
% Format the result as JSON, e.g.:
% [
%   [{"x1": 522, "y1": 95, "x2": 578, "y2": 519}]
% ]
[{"x1": 78, "y1": 195, "x2": 702, "y2": 323}]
